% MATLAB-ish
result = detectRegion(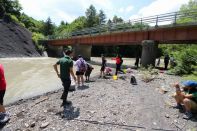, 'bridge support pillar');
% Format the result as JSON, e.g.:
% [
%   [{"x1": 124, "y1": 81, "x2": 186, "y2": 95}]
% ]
[
  {"x1": 141, "y1": 40, "x2": 158, "y2": 67},
  {"x1": 46, "y1": 45, "x2": 64, "y2": 57},
  {"x1": 72, "y1": 44, "x2": 92, "y2": 61}
]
